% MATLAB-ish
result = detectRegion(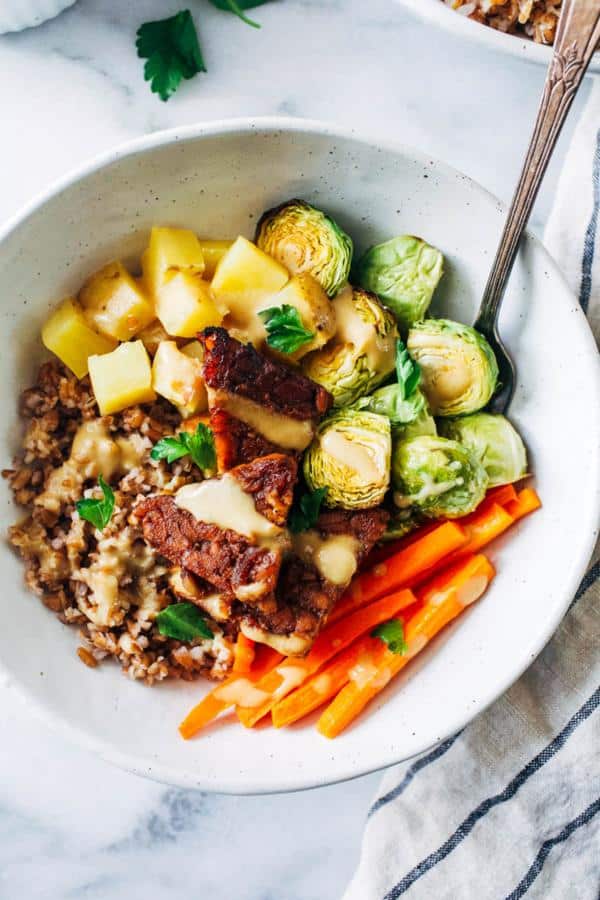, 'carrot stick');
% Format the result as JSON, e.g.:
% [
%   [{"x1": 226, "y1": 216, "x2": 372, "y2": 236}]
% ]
[
  {"x1": 179, "y1": 645, "x2": 282, "y2": 739},
  {"x1": 505, "y1": 487, "x2": 541, "y2": 521},
  {"x1": 449, "y1": 503, "x2": 515, "y2": 561},
  {"x1": 232, "y1": 633, "x2": 255, "y2": 674},
  {"x1": 329, "y1": 521, "x2": 467, "y2": 624},
  {"x1": 481, "y1": 483, "x2": 518, "y2": 509},
  {"x1": 317, "y1": 555, "x2": 495, "y2": 739},
  {"x1": 235, "y1": 587, "x2": 418, "y2": 728},
  {"x1": 272, "y1": 635, "x2": 387, "y2": 728}
]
